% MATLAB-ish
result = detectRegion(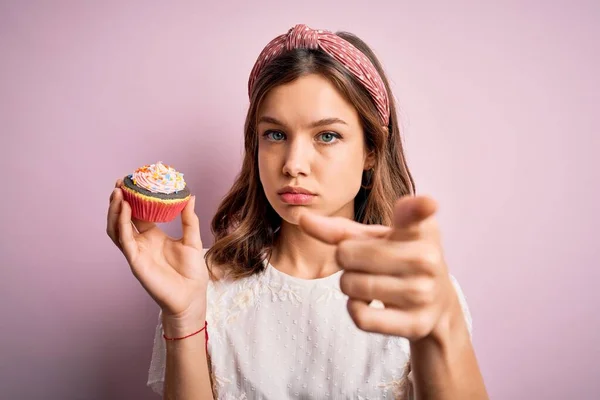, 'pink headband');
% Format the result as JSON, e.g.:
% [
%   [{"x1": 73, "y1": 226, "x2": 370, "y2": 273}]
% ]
[{"x1": 248, "y1": 24, "x2": 390, "y2": 125}]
